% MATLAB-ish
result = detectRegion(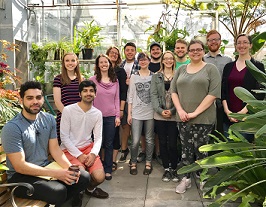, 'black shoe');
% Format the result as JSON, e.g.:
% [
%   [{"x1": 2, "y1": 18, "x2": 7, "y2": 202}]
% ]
[
  {"x1": 162, "y1": 170, "x2": 172, "y2": 182},
  {"x1": 118, "y1": 148, "x2": 129, "y2": 163},
  {"x1": 72, "y1": 191, "x2": 84, "y2": 207},
  {"x1": 85, "y1": 187, "x2": 109, "y2": 199}
]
